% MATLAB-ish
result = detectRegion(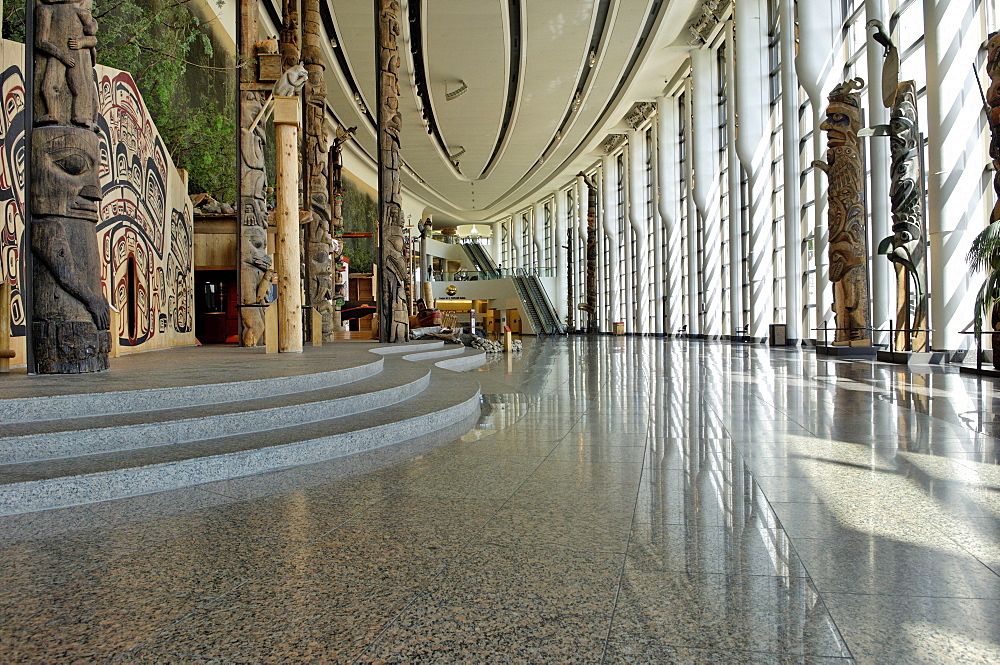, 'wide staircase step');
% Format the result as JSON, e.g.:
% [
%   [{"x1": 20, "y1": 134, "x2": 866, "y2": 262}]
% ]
[{"x1": 0, "y1": 343, "x2": 482, "y2": 516}]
